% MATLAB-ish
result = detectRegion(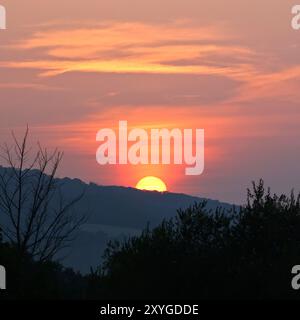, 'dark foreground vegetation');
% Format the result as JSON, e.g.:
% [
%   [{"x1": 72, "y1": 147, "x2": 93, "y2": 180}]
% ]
[{"x1": 1, "y1": 180, "x2": 300, "y2": 299}]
